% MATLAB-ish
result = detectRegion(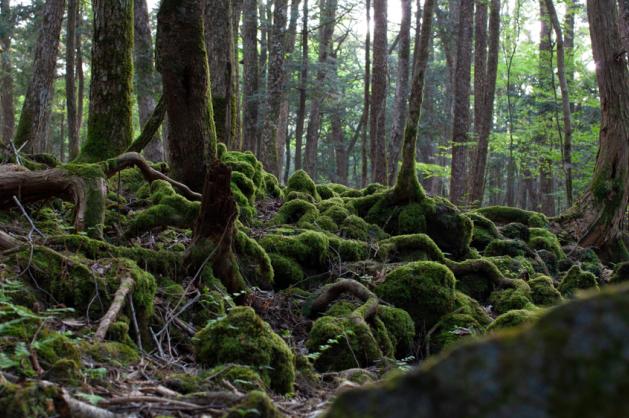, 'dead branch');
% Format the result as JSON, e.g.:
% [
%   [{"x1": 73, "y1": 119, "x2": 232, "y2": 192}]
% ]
[
  {"x1": 0, "y1": 230, "x2": 21, "y2": 251},
  {"x1": 103, "y1": 152, "x2": 201, "y2": 201},
  {"x1": 94, "y1": 275, "x2": 135, "y2": 342}
]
